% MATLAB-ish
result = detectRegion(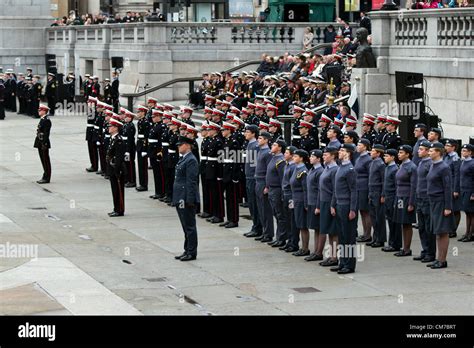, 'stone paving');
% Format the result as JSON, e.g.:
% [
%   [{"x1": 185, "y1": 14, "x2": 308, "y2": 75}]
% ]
[{"x1": 0, "y1": 110, "x2": 473, "y2": 315}]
